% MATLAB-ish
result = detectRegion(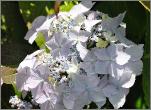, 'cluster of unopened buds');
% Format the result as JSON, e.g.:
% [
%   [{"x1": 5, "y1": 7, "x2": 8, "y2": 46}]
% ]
[{"x1": 16, "y1": 1, "x2": 143, "y2": 110}]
